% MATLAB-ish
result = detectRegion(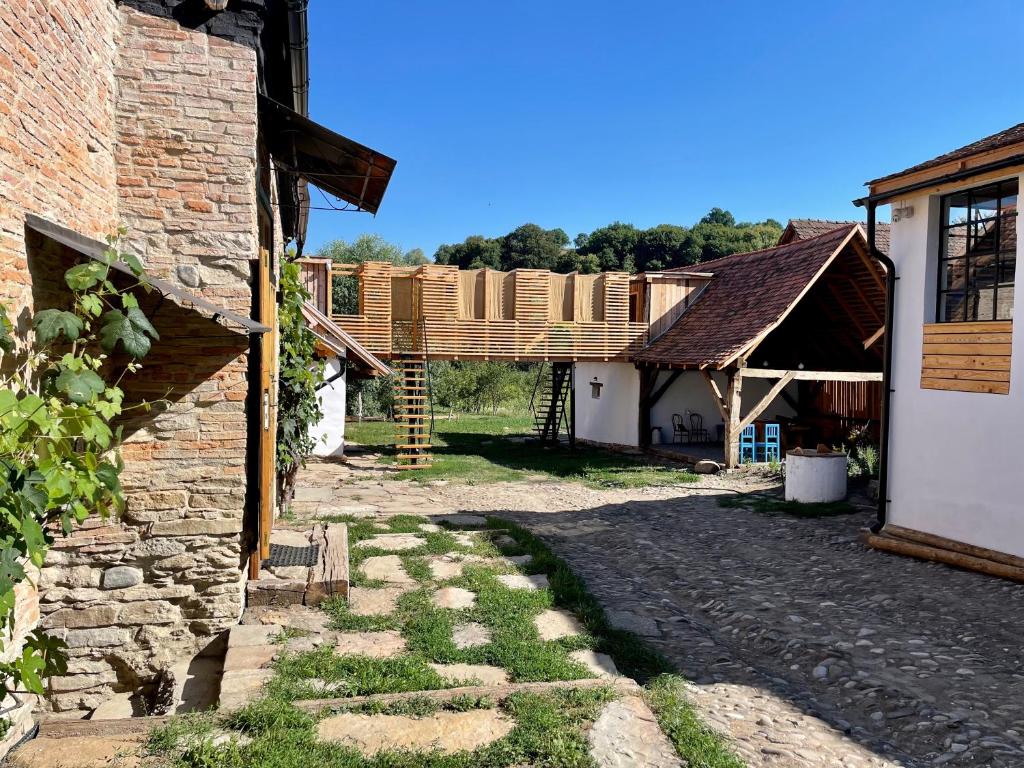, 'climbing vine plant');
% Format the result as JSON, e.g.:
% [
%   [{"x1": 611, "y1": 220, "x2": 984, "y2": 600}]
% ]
[
  {"x1": 0, "y1": 230, "x2": 157, "y2": 716},
  {"x1": 276, "y1": 260, "x2": 325, "y2": 507}
]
